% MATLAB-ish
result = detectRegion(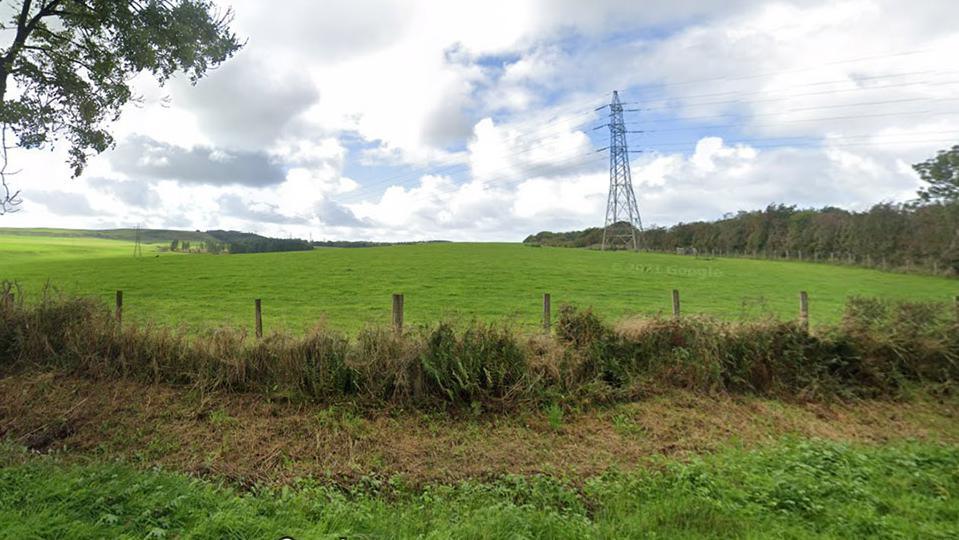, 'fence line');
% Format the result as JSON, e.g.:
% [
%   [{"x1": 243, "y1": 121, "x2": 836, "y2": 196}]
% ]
[
  {"x1": 262, "y1": 288, "x2": 812, "y2": 335},
  {"x1": 800, "y1": 291, "x2": 809, "y2": 332},
  {"x1": 650, "y1": 247, "x2": 949, "y2": 277},
  {"x1": 255, "y1": 299, "x2": 263, "y2": 338},
  {"x1": 392, "y1": 293, "x2": 404, "y2": 334},
  {"x1": 27, "y1": 288, "x2": 959, "y2": 337},
  {"x1": 543, "y1": 293, "x2": 551, "y2": 333}
]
